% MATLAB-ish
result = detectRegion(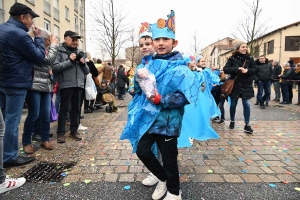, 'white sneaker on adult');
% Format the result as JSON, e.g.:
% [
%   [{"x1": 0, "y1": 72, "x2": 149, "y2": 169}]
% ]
[
  {"x1": 78, "y1": 124, "x2": 88, "y2": 131},
  {"x1": 163, "y1": 191, "x2": 182, "y2": 200},
  {"x1": 0, "y1": 177, "x2": 26, "y2": 194},
  {"x1": 142, "y1": 173, "x2": 159, "y2": 186},
  {"x1": 152, "y1": 181, "x2": 167, "y2": 200}
]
